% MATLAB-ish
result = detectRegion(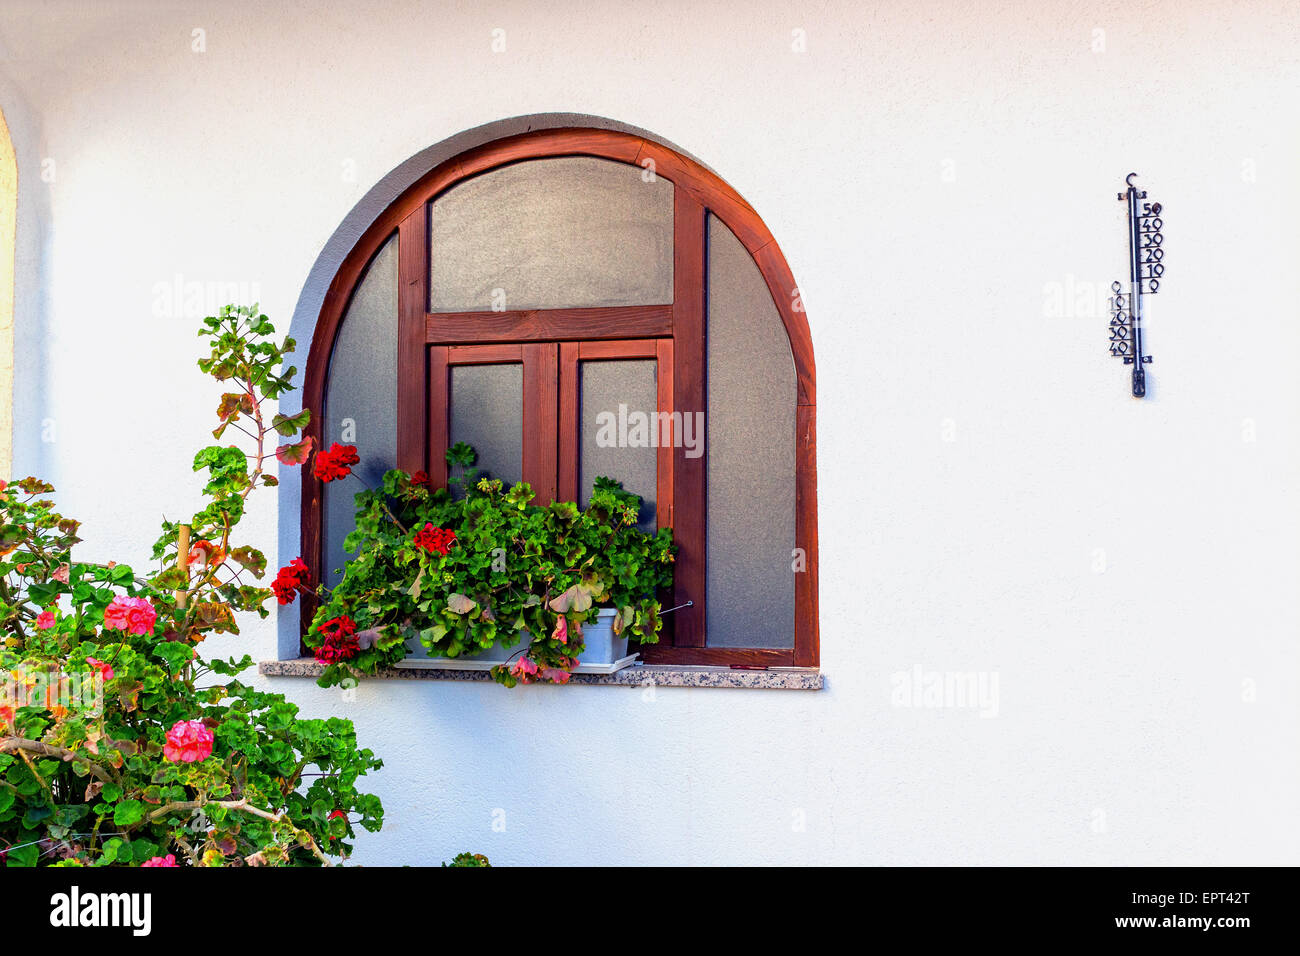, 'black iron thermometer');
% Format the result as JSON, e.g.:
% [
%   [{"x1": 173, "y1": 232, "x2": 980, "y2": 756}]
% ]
[{"x1": 1109, "y1": 173, "x2": 1164, "y2": 397}]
